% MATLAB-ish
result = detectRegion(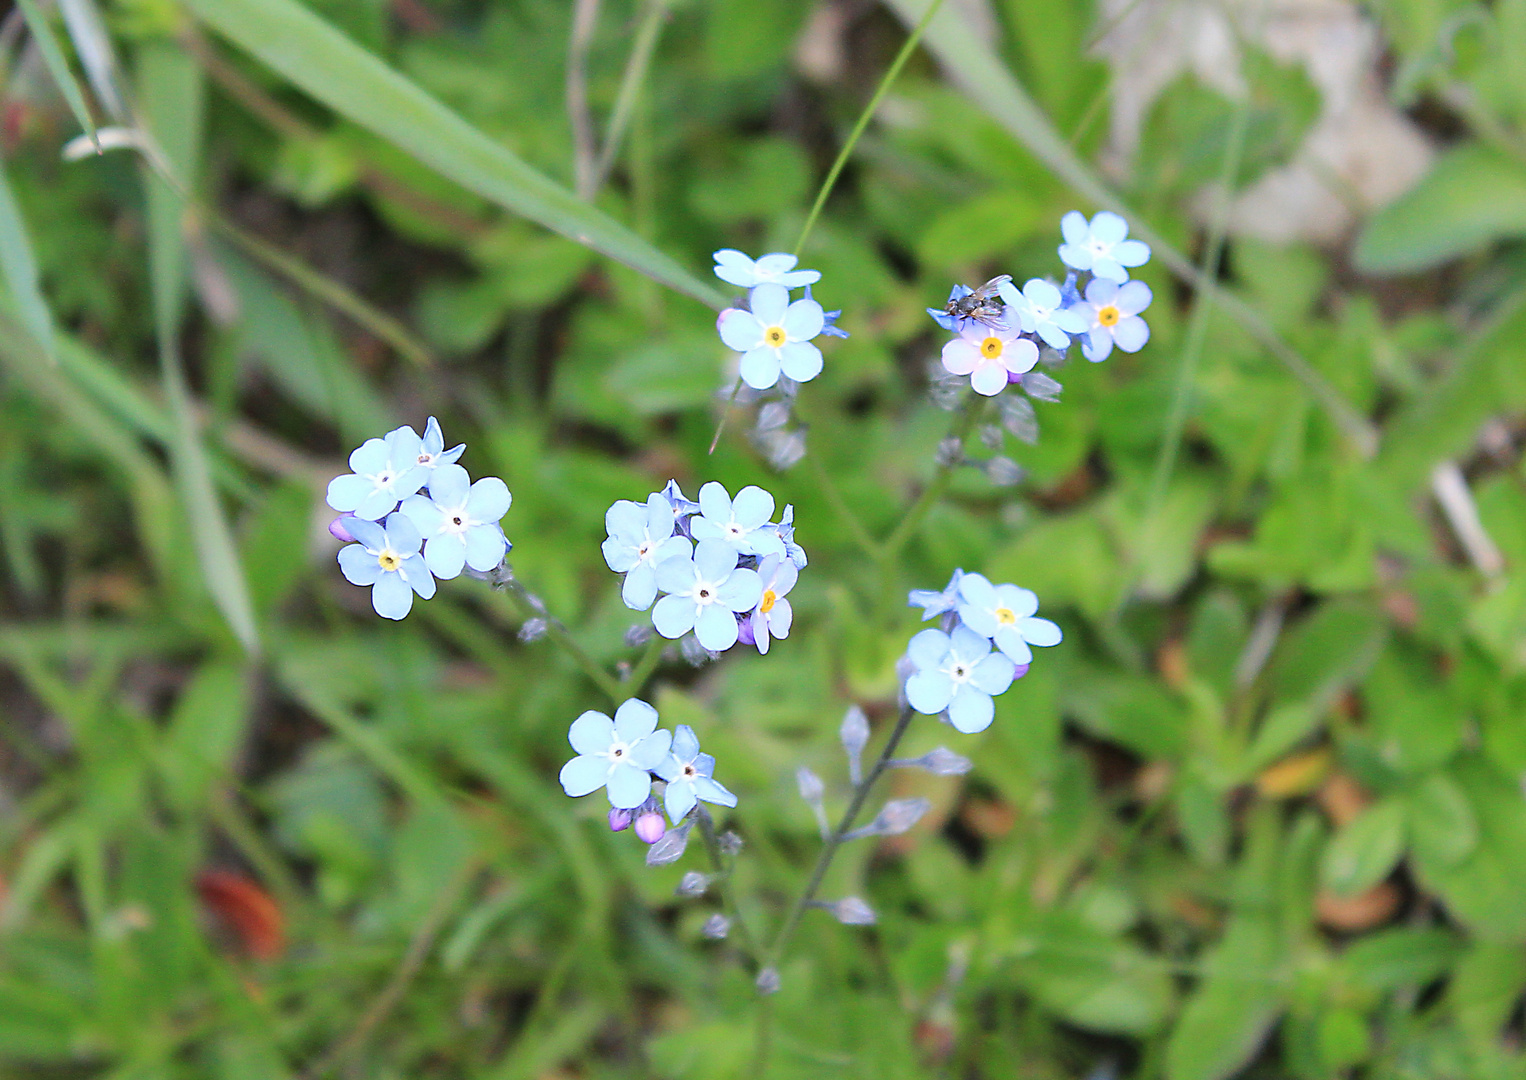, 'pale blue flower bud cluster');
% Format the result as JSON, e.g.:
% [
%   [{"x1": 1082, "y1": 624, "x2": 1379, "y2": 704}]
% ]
[
  {"x1": 325, "y1": 417, "x2": 512, "y2": 619},
  {"x1": 933, "y1": 211, "x2": 1155, "y2": 398},
  {"x1": 601, "y1": 480, "x2": 805, "y2": 655}
]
